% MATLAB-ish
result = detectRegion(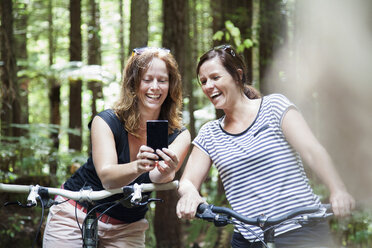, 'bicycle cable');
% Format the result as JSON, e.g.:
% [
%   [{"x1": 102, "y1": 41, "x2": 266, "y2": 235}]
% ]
[
  {"x1": 233, "y1": 220, "x2": 269, "y2": 248},
  {"x1": 90, "y1": 201, "x2": 122, "y2": 229},
  {"x1": 250, "y1": 218, "x2": 299, "y2": 244},
  {"x1": 79, "y1": 200, "x2": 118, "y2": 245},
  {"x1": 31, "y1": 195, "x2": 45, "y2": 248}
]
